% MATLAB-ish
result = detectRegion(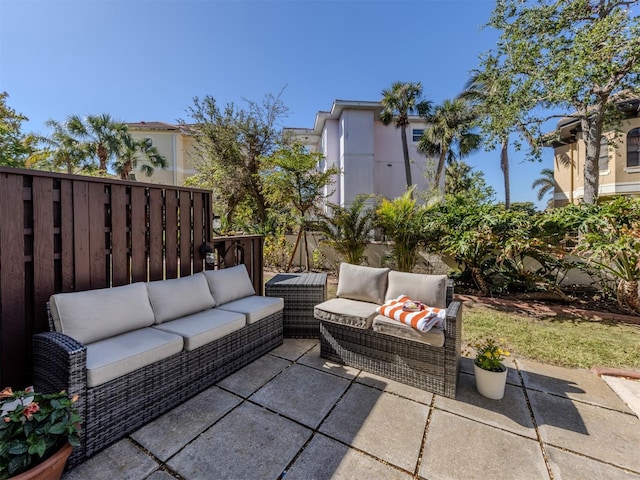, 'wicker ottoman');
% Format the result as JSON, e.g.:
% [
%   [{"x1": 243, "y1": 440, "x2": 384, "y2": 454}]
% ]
[{"x1": 265, "y1": 273, "x2": 327, "y2": 338}]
